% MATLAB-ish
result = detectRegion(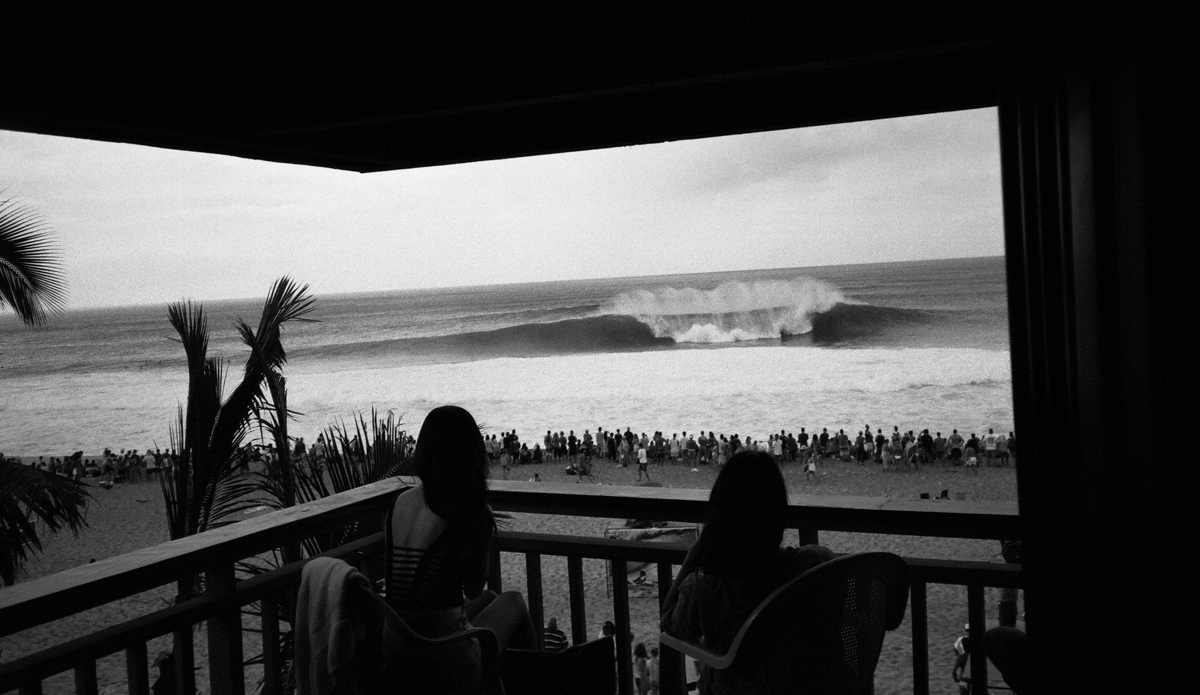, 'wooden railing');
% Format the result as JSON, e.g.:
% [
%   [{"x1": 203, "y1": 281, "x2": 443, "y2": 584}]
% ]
[{"x1": 0, "y1": 478, "x2": 1020, "y2": 695}]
